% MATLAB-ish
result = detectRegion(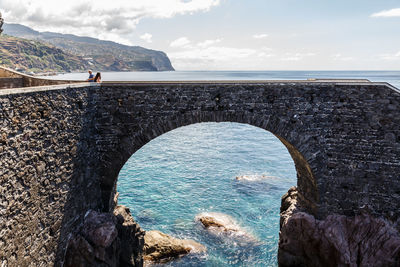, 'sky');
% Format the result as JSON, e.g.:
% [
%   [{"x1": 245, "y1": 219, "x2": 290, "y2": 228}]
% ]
[{"x1": 0, "y1": 0, "x2": 400, "y2": 70}]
